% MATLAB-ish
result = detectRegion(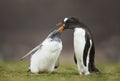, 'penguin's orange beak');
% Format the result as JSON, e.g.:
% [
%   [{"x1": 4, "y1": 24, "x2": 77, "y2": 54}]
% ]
[{"x1": 56, "y1": 22, "x2": 65, "y2": 32}]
